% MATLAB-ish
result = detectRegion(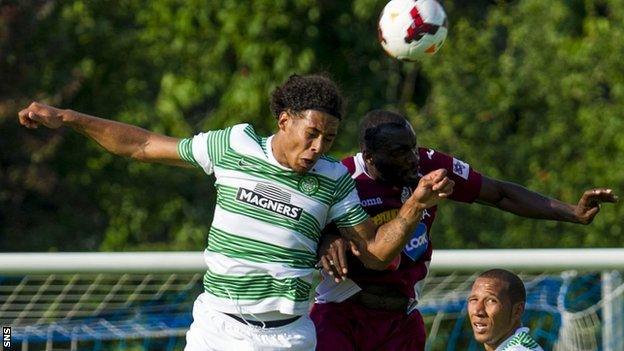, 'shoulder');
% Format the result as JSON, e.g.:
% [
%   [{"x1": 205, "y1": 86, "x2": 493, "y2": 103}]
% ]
[
  {"x1": 230, "y1": 123, "x2": 259, "y2": 141},
  {"x1": 191, "y1": 123, "x2": 265, "y2": 162},
  {"x1": 192, "y1": 123, "x2": 245, "y2": 145},
  {"x1": 194, "y1": 123, "x2": 258, "y2": 140},
  {"x1": 418, "y1": 147, "x2": 480, "y2": 182},
  {"x1": 505, "y1": 346, "x2": 543, "y2": 351},
  {"x1": 502, "y1": 328, "x2": 543, "y2": 351},
  {"x1": 313, "y1": 155, "x2": 351, "y2": 181},
  {"x1": 340, "y1": 155, "x2": 357, "y2": 175},
  {"x1": 418, "y1": 147, "x2": 451, "y2": 171},
  {"x1": 226, "y1": 123, "x2": 267, "y2": 155},
  {"x1": 340, "y1": 153, "x2": 370, "y2": 180}
]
